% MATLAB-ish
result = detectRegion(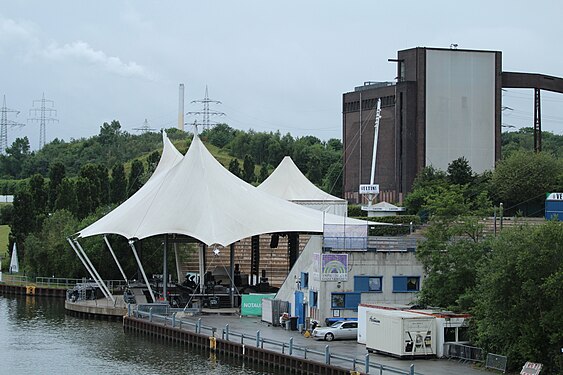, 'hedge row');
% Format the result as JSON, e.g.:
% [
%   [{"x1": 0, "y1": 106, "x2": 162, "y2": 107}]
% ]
[{"x1": 350, "y1": 214, "x2": 421, "y2": 236}]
